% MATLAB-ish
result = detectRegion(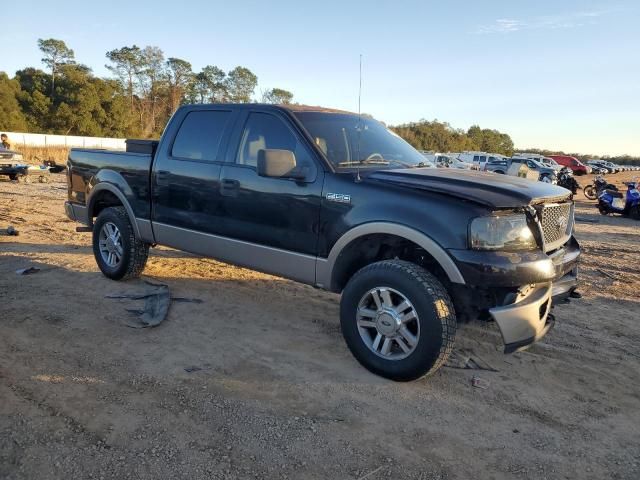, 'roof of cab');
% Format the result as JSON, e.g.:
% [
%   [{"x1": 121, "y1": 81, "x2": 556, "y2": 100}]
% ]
[{"x1": 181, "y1": 103, "x2": 357, "y2": 115}]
